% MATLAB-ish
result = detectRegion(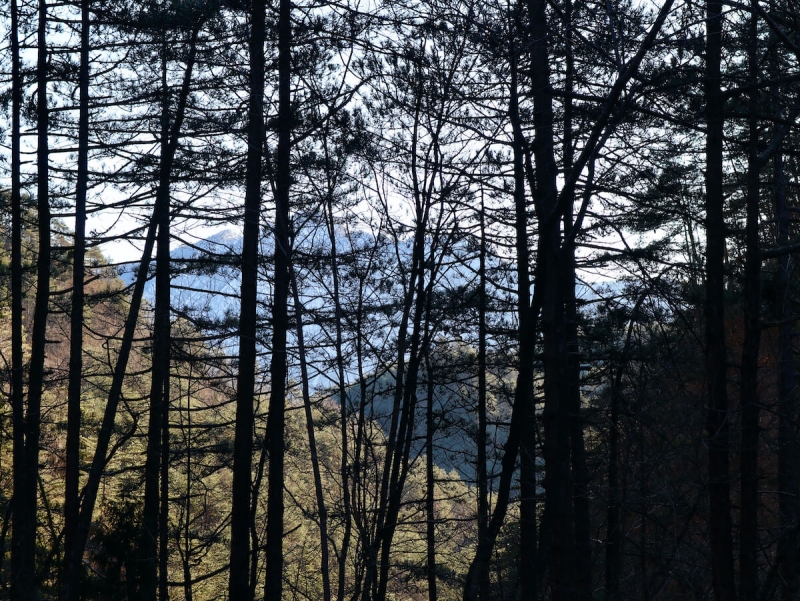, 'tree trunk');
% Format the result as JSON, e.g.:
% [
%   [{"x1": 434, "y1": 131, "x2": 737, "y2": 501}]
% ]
[
  {"x1": 561, "y1": 11, "x2": 592, "y2": 595},
  {"x1": 323, "y1": 181, "x2": 353, "y2": 601},
  {"x1": 63, "y1": 0, "x2": 90, "y2": 586},
  {"x1": 263, "y1": 0, "x2": 292, "y2": 596},
  {"x1": 511, "y1": 42, "x2": 539, "y2": 601},
  {"x1": 137, "y1": 46, "x2": 174, "y2": 599},
  {"x1": 290, "y1": 267, "x2": 332, "y2": 601},
  {"x1": 13, "y1": 1, "x2": 51, "y2": 597},
  {"x1": 739, "y1": 6, "x2": 761, "y2": 598},
  {"x1": 8, "y1": 0, "x2": 25, "y2": 590},
  {"x1": 425, "y1": 354, "x2": 437, "y2": 601},
  {"x1": 159, "y1": 375, "x2": 170, "y2": 601},
  {"x1": 704, "y1": 0, "x2": 736, "y2": 594},
  {"x1": 61, "y1": 27, "x2": 198, "y2": 601},
  {"x1": 463, "y1": 223, "x2": 543, "y2": 601},
  {"x1": 528, "y1": 0, "x2": 574, "y2": 595},
  {"x1": 475, "y1": 194, "x2": 490, "y2": 601},
  {"x1": 774, "y1": 135, "x2": 799, "y2": 601},
  {"x1": 362, "y1": 69, "x2": 430, "y2": 601},
  {"x1": 229, "y1": 0, "x2": 266, "y2": 596}
]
